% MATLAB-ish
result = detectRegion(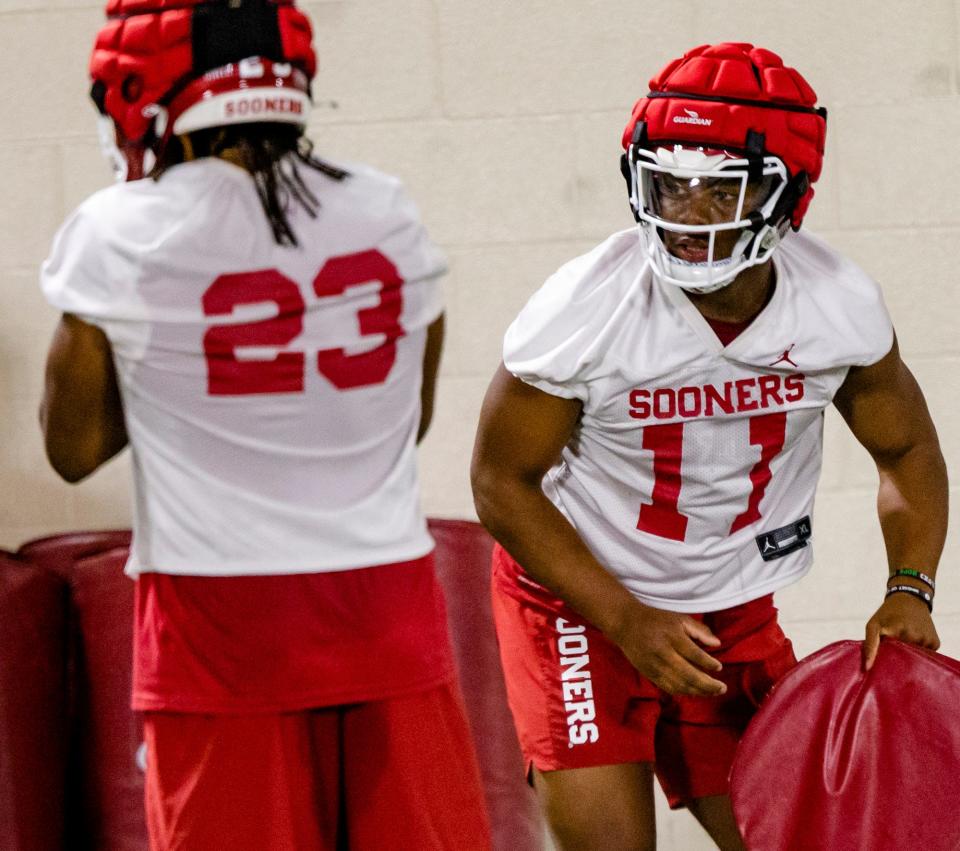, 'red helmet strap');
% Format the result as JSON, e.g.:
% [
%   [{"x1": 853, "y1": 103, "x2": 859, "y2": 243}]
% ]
[{"x1": 643, "y1": 89, "x2": 828, "y2": 120}]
